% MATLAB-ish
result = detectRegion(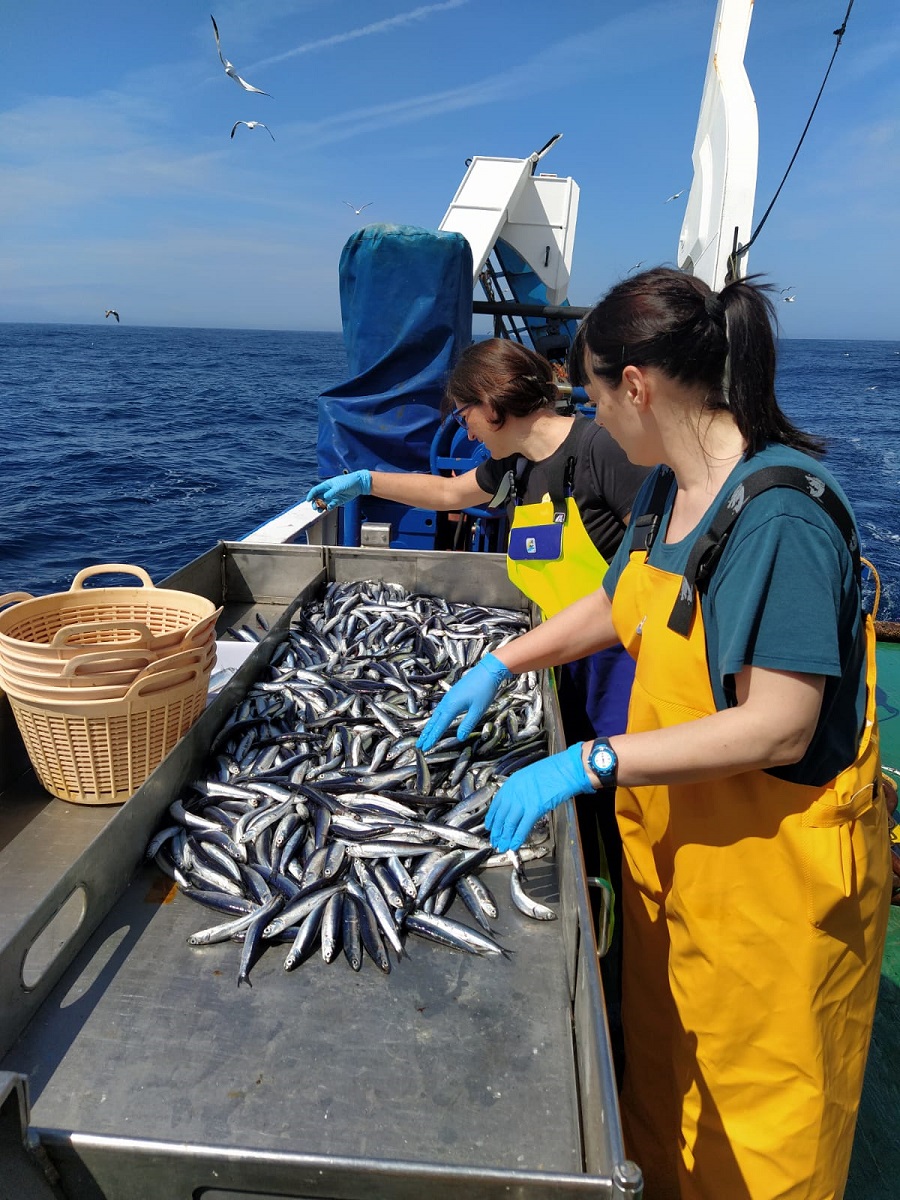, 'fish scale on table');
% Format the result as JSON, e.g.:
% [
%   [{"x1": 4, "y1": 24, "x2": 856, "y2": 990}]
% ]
[{"x1": 148, "y1": 578, "x2": 556, "y2": 985}]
